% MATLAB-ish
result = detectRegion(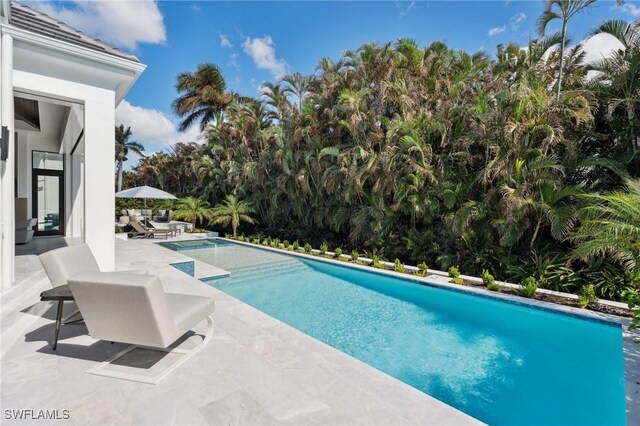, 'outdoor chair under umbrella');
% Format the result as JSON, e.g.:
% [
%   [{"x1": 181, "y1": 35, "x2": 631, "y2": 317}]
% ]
[{"x1": 115, "y1": 186, "x2": 178, "y2": 224}]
